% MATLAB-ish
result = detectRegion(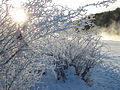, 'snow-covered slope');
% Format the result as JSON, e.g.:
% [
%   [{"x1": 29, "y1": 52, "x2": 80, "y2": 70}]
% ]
[{"x1": 31, "y1": 40, "x2": 120, "y2": 90}]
